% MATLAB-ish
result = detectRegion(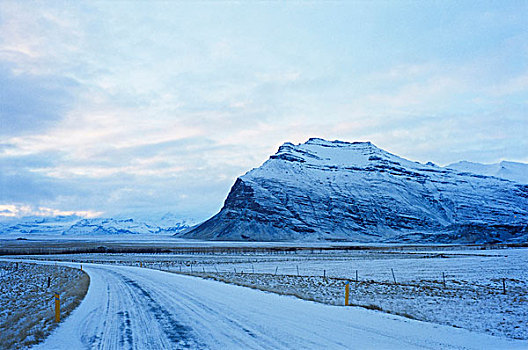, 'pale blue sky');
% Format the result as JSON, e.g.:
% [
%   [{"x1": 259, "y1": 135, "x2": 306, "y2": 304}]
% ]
[{"x1": 0, "y1": 1, "x2": 527, "y2": 221}]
